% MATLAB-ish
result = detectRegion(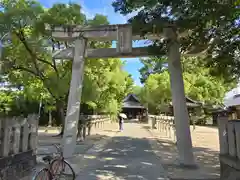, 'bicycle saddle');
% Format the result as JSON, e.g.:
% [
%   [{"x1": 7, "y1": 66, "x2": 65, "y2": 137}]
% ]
[{"x1": 42, "y1": 155, "x2": 53, "y2": 162}]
